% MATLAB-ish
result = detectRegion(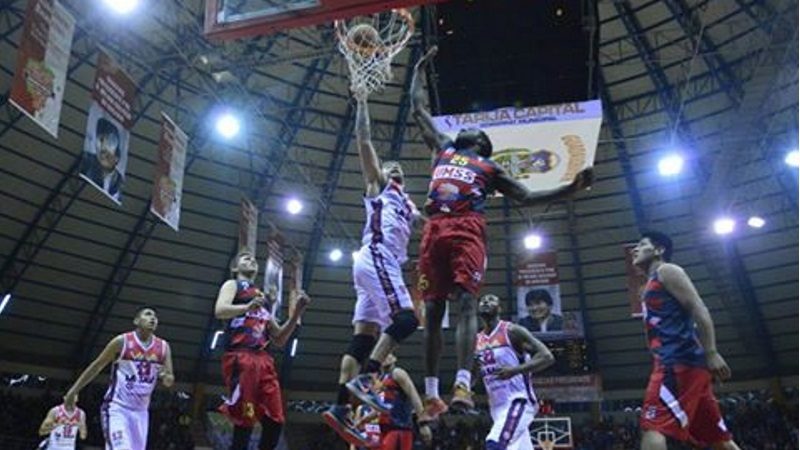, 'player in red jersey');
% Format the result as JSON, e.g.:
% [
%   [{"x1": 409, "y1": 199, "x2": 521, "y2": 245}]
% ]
[
  {"x1": 215, "y1": 251, "x2": 311, "y2": 450},
  {"x1": 409, "y1": 46, "x2": 592, "y2": 420},
  {"x1": 633, "y1": 231, "x2": 741, "y2": 450}
]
